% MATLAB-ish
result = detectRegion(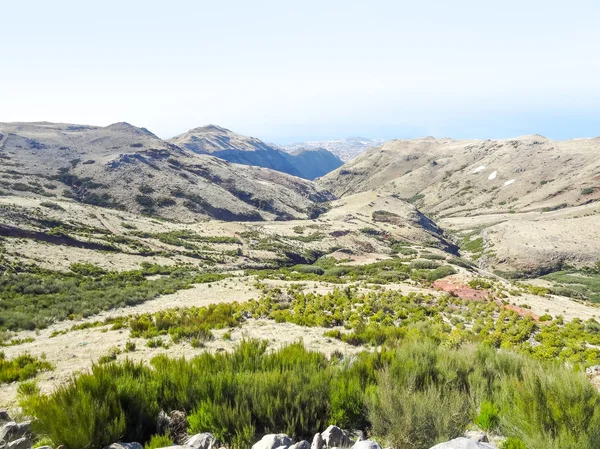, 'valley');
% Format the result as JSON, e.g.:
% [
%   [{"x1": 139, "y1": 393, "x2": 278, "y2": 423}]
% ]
[{"x1": 1, "y1": 122, "x2": 600, "y2": 449}]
